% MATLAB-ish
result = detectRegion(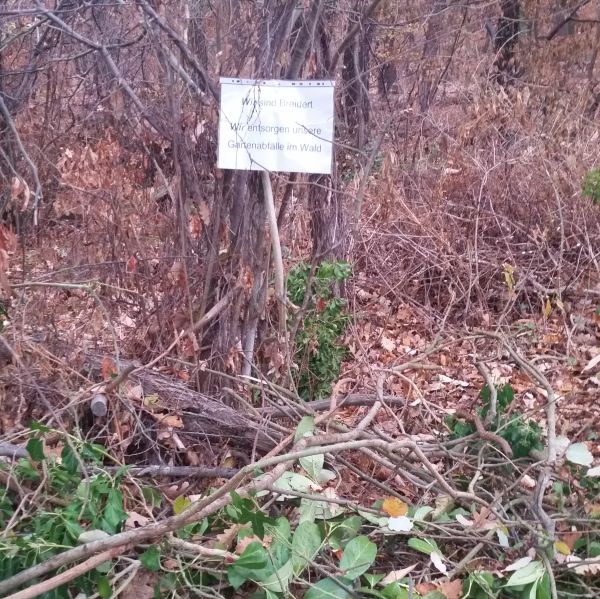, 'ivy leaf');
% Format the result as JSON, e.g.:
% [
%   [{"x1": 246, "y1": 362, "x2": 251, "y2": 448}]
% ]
[
  {"x1": 28, "y1": 421, "x2": 51, "y2": 433},
  {"x1": 140, "y1": 545, "x2": 161, "y2": 572},
  {"x1": 261, "y1": 559, "x2": 294, "y2": 593},
  {"x1": 26, "y1": 438, "x2": 44, "y2": 461},
  {"x1": 96, "y1": 576, "x2": 112, "y2": 599},
  {"x1": 304, "y1": 577, "x2": 353, "y2": 599},
  {"x1": 234, "y1": 541, "x2": 269, "y2": 570},
  {"x1": 101, "y1": 488, "x2": 127, "y2": 534},
  {"x1": 295, "y1": 416, "x2": 315, "y2": 442},
  {"x1": 339, "y1": 535, "x2": 377, "y2": 580},
  {"x1": 300, "y1": 452, "x2": 324, "y2": 481},
  {"x1": 61, "y1": 444, "x2": 80, "y2": 474},
  {"x1": 292, "y1": 521, "x2": 322, "y2": 574}
]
